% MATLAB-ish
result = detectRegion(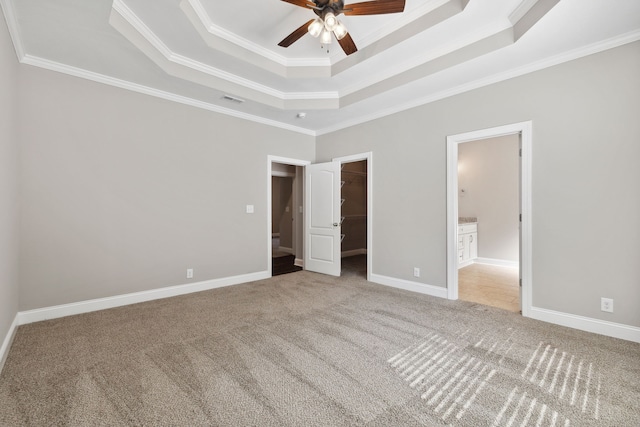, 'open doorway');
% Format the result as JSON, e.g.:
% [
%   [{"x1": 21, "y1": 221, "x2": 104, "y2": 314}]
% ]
[
  {"x1": 271, "y1": 164, "x2": 302, "y2": 276},
  {"x1": 340, "y1": 159, "x2": 368, "y2": 279},
  {"x1": 267, "y1": 156, "x2": 310, "y2": 277},
  {"x1": 456, "y1": 135, "x2": 520, "y2": 312},
  {"x1": 447, "y1": 122, "x2": 532, "y2": 317},
  {"x1": 333, "y1": 152, "x2": 373, "y2": 281},
  {"x1": 268, "y1": 153, "x2": 372, "y2": 280}
]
